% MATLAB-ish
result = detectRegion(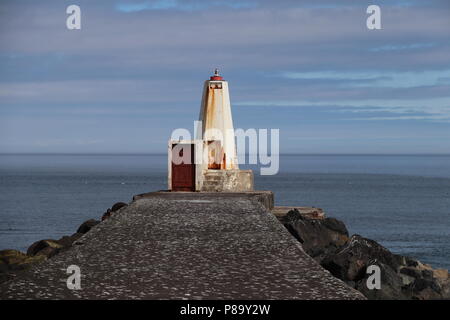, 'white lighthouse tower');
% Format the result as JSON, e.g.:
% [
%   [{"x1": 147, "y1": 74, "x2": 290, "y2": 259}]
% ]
[
  {"x1": 168, "y1": 69, "x2": 253, "y2": 192},
  {"x1": 198, "y1": 69, "x2": 239, "y2": 171}
]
